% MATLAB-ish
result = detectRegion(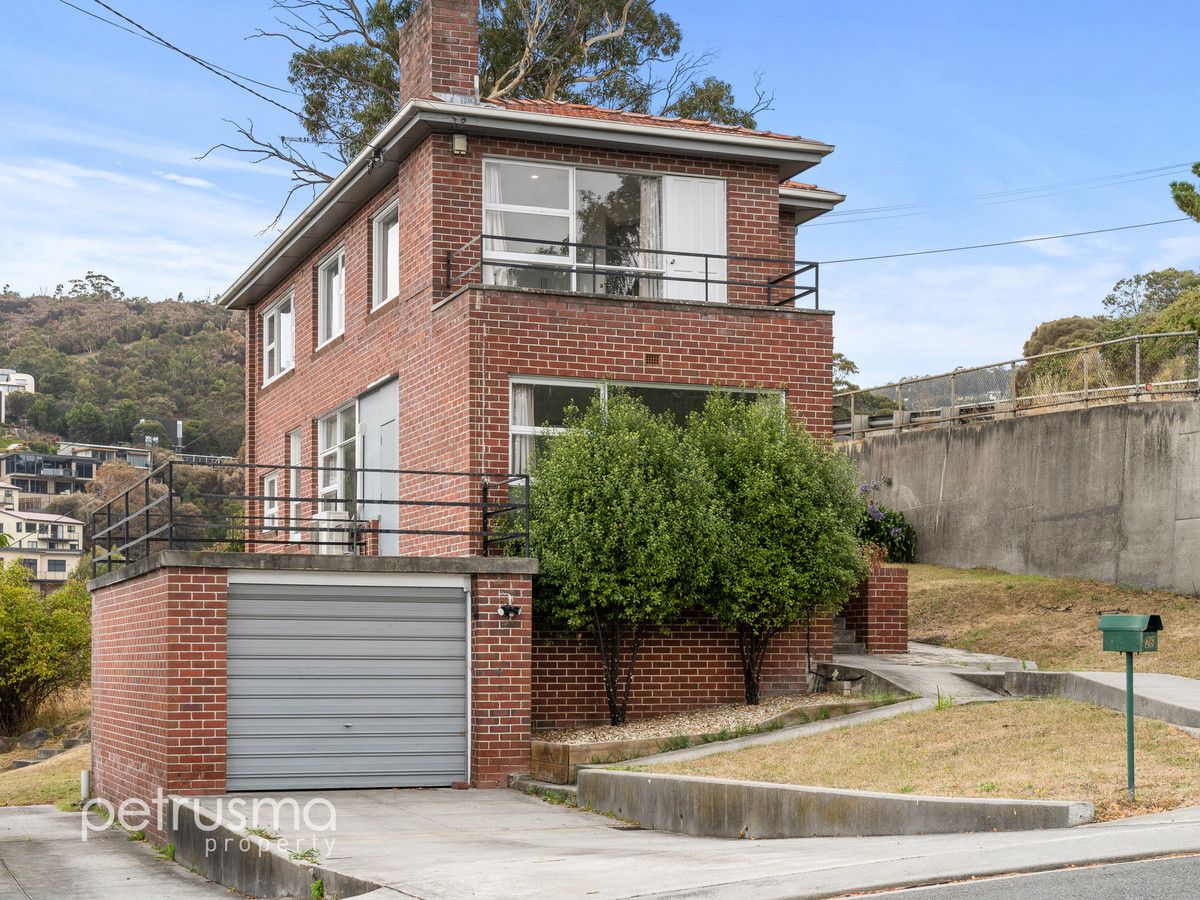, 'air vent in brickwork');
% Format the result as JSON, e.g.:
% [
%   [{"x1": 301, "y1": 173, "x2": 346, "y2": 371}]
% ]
[{"x1": 644, "y1": 352, "x2": 662, "y2": 367}]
